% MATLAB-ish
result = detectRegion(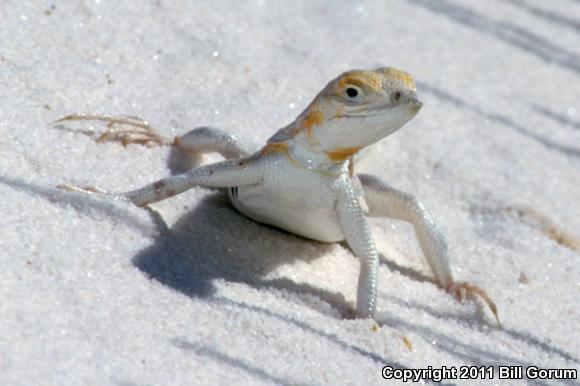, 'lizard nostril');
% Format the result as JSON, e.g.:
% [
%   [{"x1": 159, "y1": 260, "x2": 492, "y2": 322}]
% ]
[{"x1": 392, "y1": 91, "x2": 402, "y2": 102}]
